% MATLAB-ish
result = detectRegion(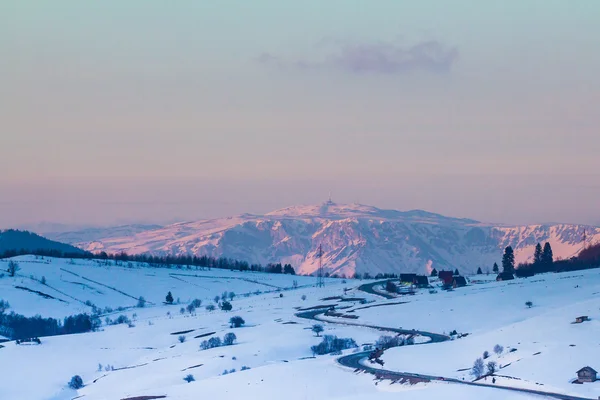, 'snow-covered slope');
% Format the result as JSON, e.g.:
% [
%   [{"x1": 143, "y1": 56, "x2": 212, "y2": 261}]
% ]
[{"x1": 67, "y1": 202, "x2": 600, "y2": 277}]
